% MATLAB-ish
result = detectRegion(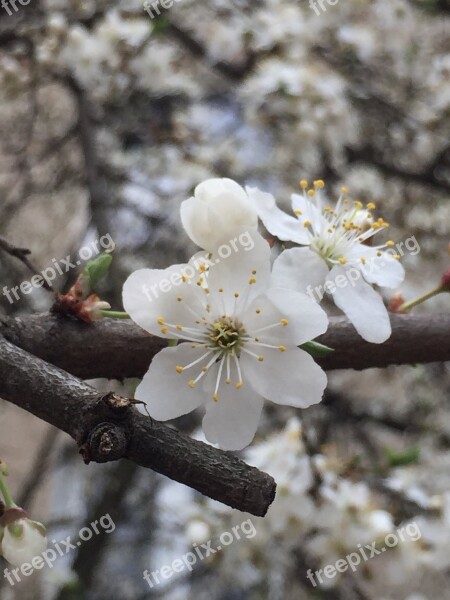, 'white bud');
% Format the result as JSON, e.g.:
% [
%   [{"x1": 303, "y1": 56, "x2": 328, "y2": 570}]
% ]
[
  {"x1": 180, "y1": 178, "x2": 258, "y2": 251},
  {"x1": 0, "y1": 518, "x2": 47, "y2": 567}
]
